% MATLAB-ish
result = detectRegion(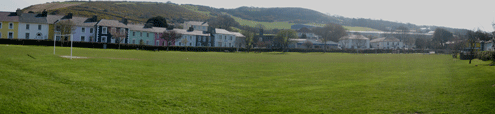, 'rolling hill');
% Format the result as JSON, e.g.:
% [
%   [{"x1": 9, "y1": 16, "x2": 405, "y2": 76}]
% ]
[{"x1": 22, "y1": 1, "x2": 468, "y2": 33}]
